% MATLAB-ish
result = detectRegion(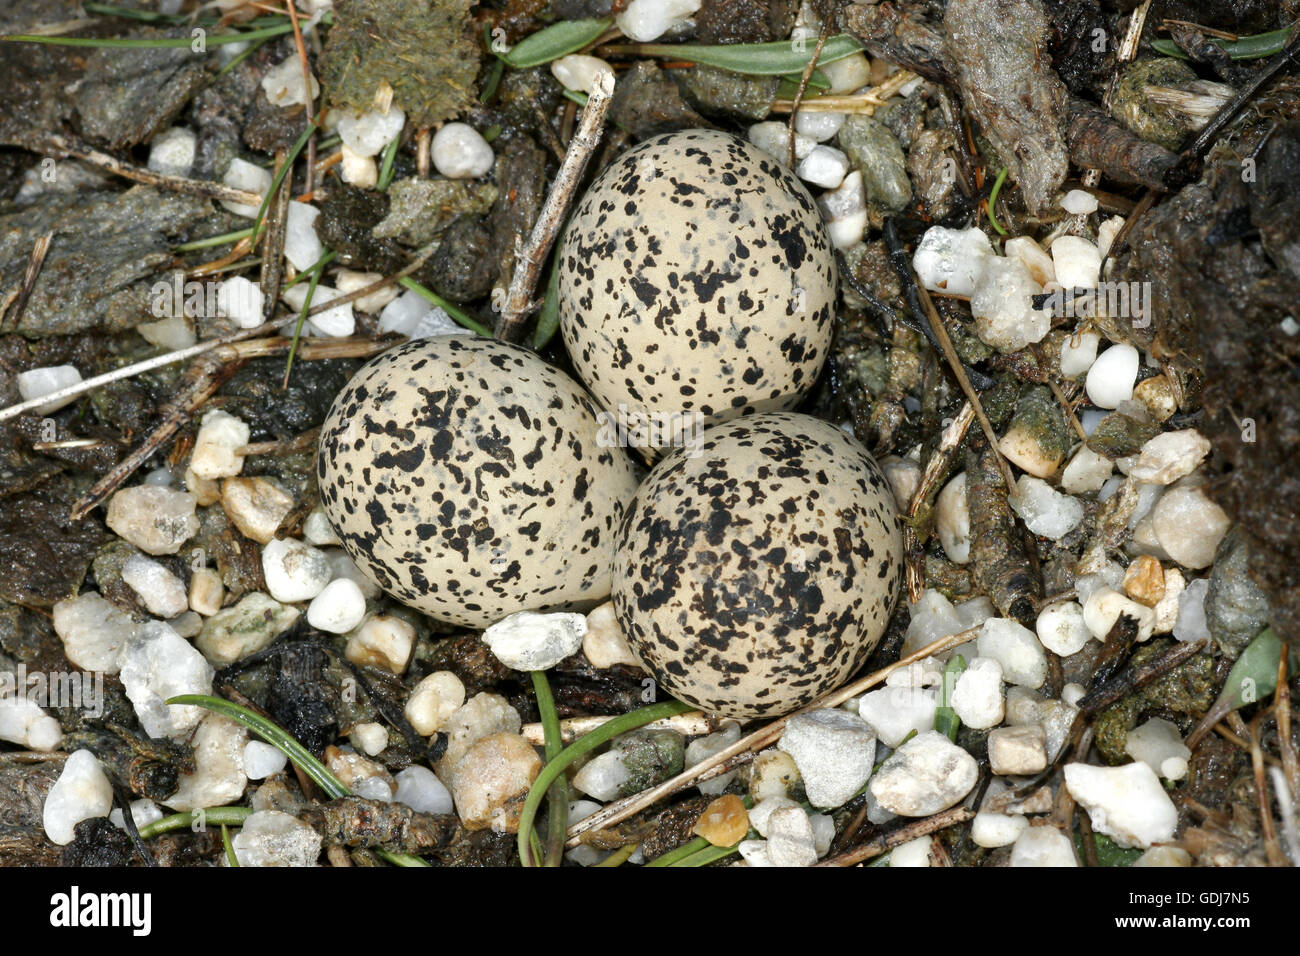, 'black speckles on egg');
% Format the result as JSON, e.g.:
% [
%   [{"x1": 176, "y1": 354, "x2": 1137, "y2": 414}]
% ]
[
  {"x1": 317, "y1": 336, "x2": 641, "y2": 629},
  {"x1": 611, "y1": 413, "x2": 904, "y2": 719},
  {"x1": 558, "y1": 130, "x2": 837, "y2": 451}
]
